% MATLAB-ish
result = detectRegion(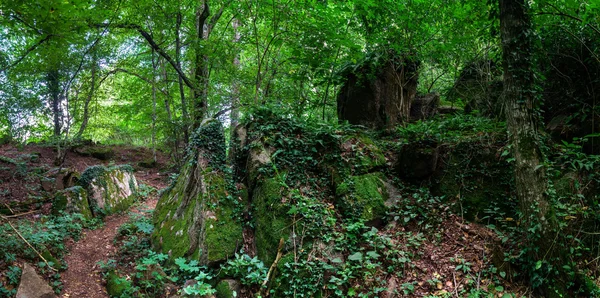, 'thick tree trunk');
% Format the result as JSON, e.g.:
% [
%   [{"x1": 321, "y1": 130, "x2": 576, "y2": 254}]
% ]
[
  {"x1": 500, "y1": 0, "x2": 551, "y2": 237},
  {"x1": 192, "y1": 1, "x2": 210, "y2": 130}
]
